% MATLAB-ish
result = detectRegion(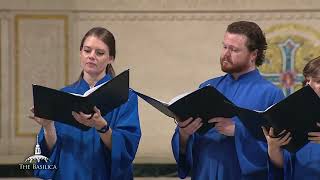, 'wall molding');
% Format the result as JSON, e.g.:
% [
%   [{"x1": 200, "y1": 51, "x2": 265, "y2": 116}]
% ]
[
  {"x1": 14, "y1": 14, "x2": 69, "y2": 137},
  {"x1": 1, "y1": 0, "x2": 320, "y2": 12},
  {"x1": 75, "y1": 11, "x2": 320, "y2": 22}
]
